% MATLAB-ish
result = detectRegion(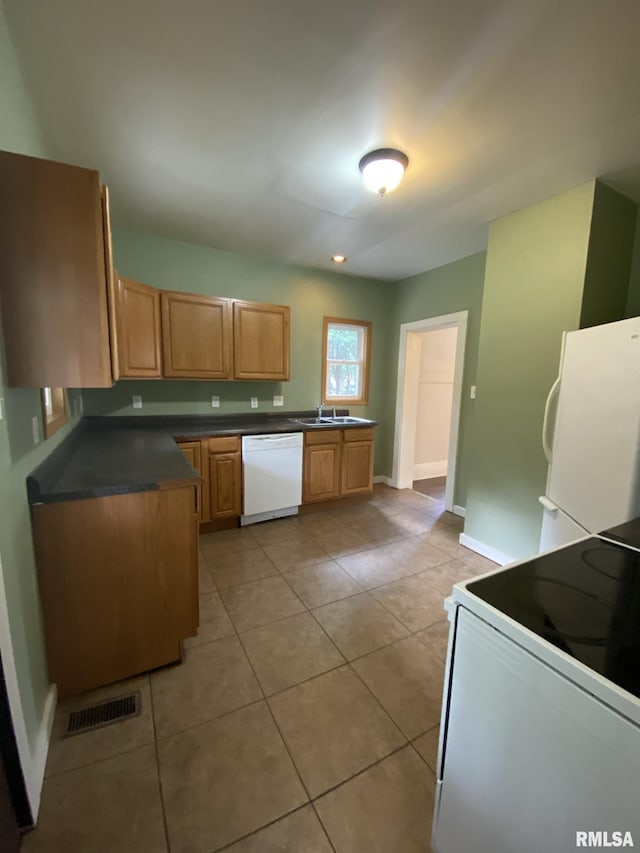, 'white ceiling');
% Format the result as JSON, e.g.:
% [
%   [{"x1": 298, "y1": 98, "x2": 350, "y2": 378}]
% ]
[{"x1": 6, "y1": 0, "x2": 640, "y2": 281}]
